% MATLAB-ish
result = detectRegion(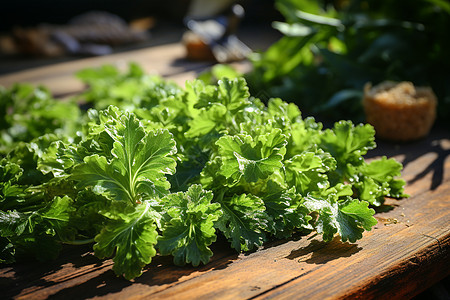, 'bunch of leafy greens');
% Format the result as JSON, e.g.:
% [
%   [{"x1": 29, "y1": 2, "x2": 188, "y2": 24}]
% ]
[
  {"x1": 0, "y1": 64, "x2": 407, "y2": 280},
  {"x1": 245, "y1": 0, "x2": 450, "y2": 123}
]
